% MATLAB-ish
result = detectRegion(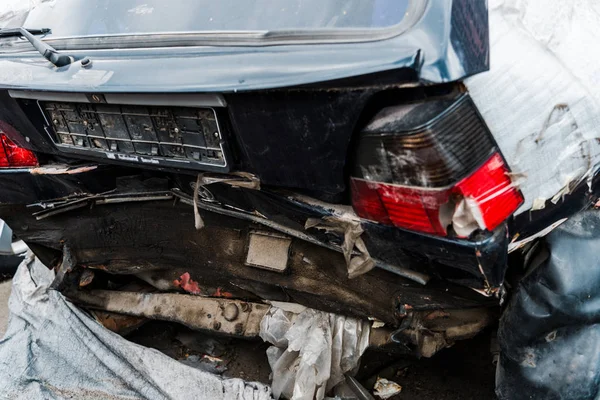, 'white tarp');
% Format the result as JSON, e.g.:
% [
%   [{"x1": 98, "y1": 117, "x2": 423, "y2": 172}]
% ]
[
  {"x1": 466, "y1": 0, "x2": 600, "y2": 214},
  {"x1": 0, "y1": 255, "x2": 273, "y2": 400}
]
